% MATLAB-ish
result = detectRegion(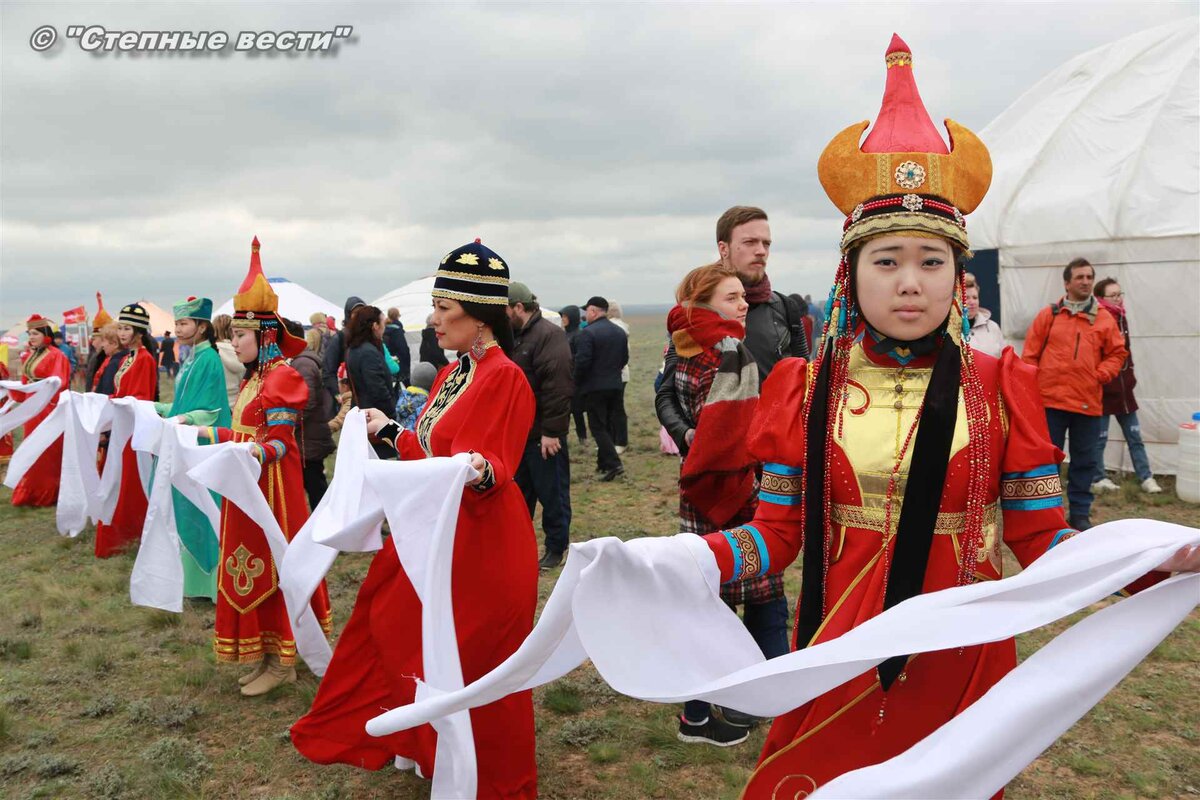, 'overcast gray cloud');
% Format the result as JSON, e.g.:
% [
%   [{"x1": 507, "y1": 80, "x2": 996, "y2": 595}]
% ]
[{"x1": 2, "y1": 1, "x2": 1196, "y2": 327}]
